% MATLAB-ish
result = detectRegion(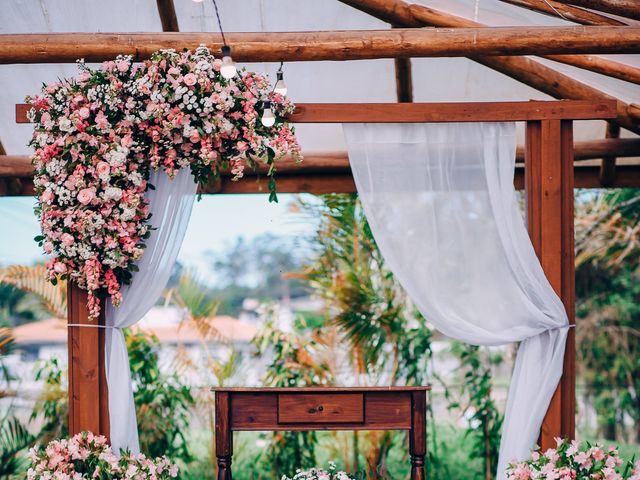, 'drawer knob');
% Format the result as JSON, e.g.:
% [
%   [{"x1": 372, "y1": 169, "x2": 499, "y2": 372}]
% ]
[{"x1": 318, "y1": 405, "x2": 324, "y2": 412}]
